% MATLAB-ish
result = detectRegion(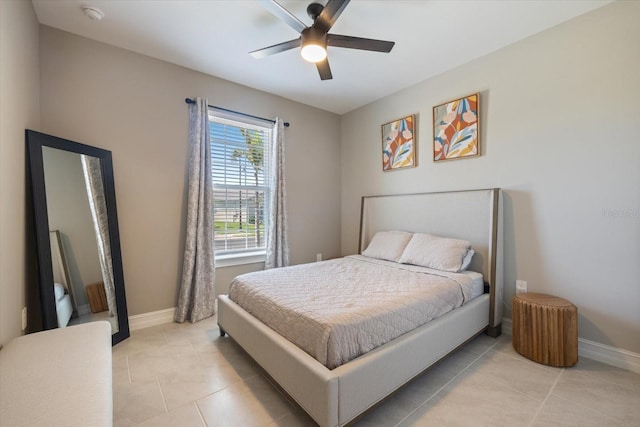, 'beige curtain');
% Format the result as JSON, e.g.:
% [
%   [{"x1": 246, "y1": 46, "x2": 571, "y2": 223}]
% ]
[
  {"x1": 175, "y1": 97, "x2": 216, "y2": 323},
  {"x1": 81, "y1": 155, "x2": 117, "y2": 318},
  {"x1": 265, "y1": 118, "x2": 289, "y2": 269}
]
